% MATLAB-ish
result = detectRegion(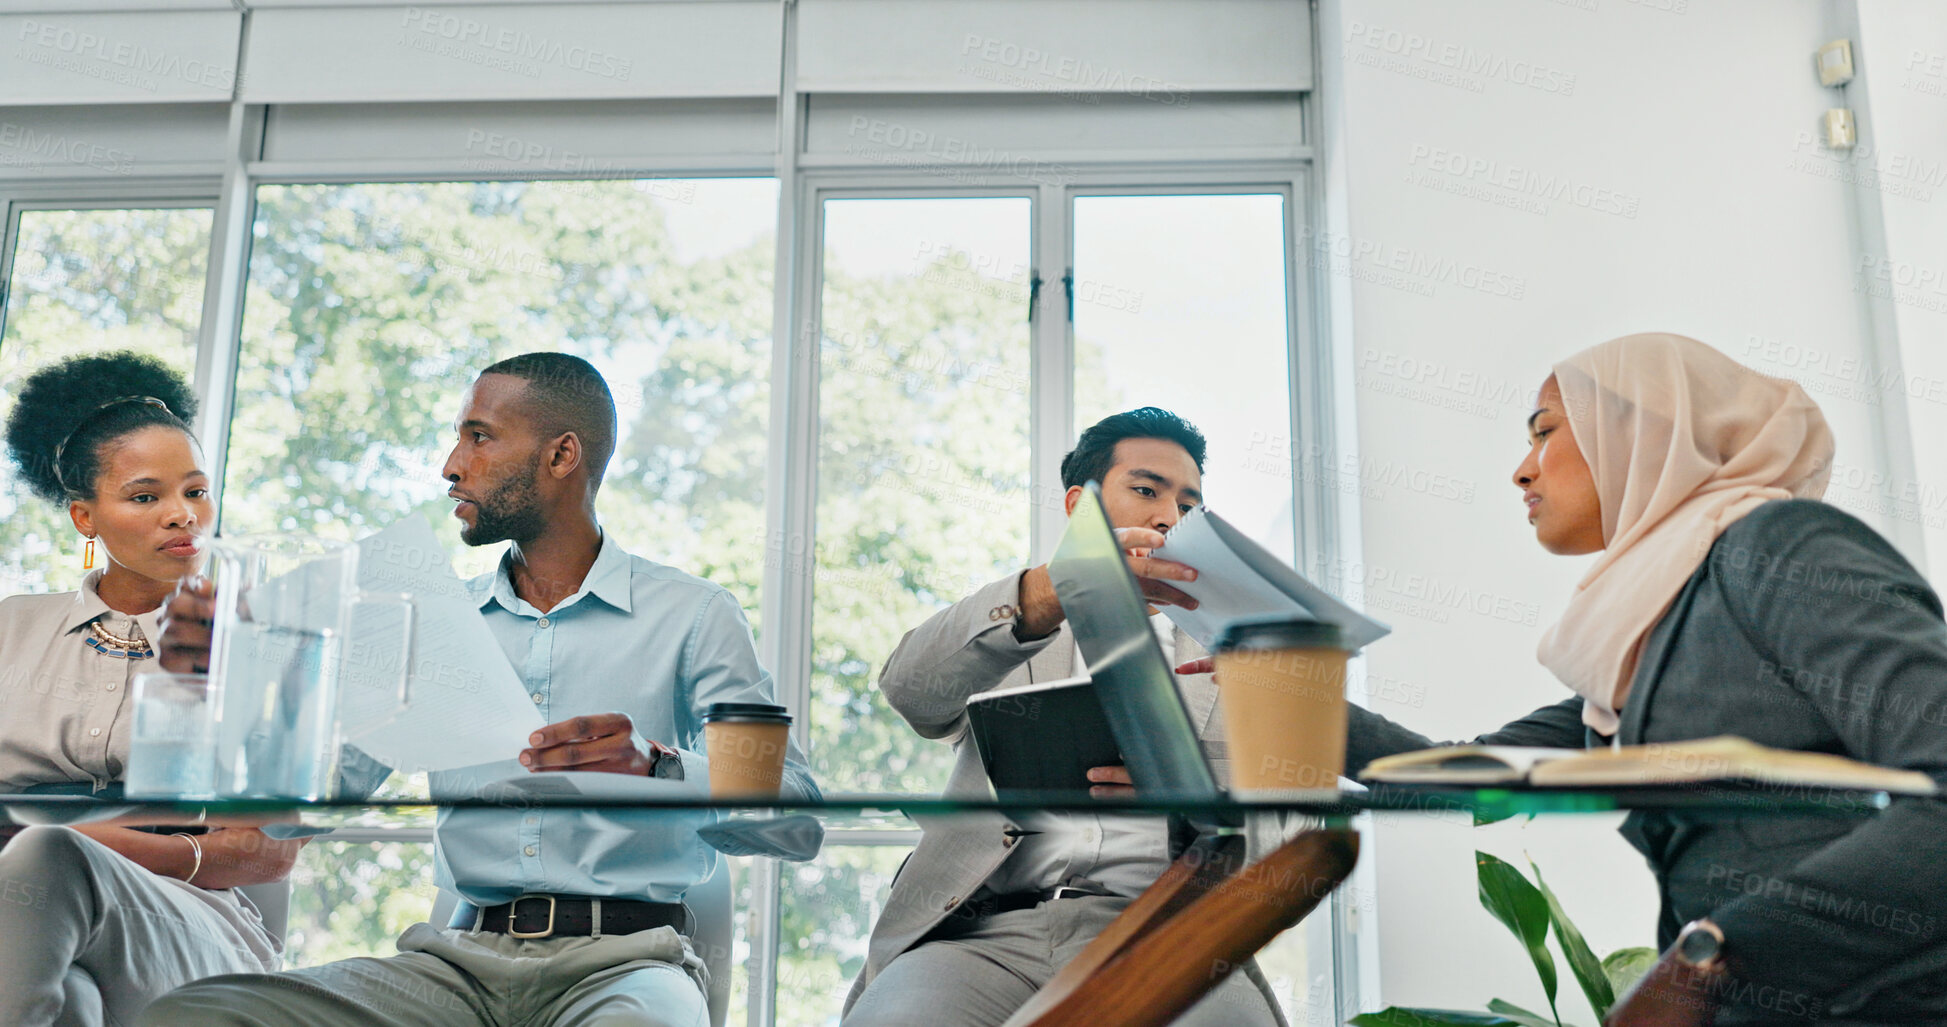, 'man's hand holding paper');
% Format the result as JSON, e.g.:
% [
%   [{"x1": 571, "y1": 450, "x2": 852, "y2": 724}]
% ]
[
  {"x1": 1152, "y1": 505, "x2": 1390, "y2": 651},
  {"x1": 1014, "y1": 525, "x2": 1201, "y2": 640}
]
